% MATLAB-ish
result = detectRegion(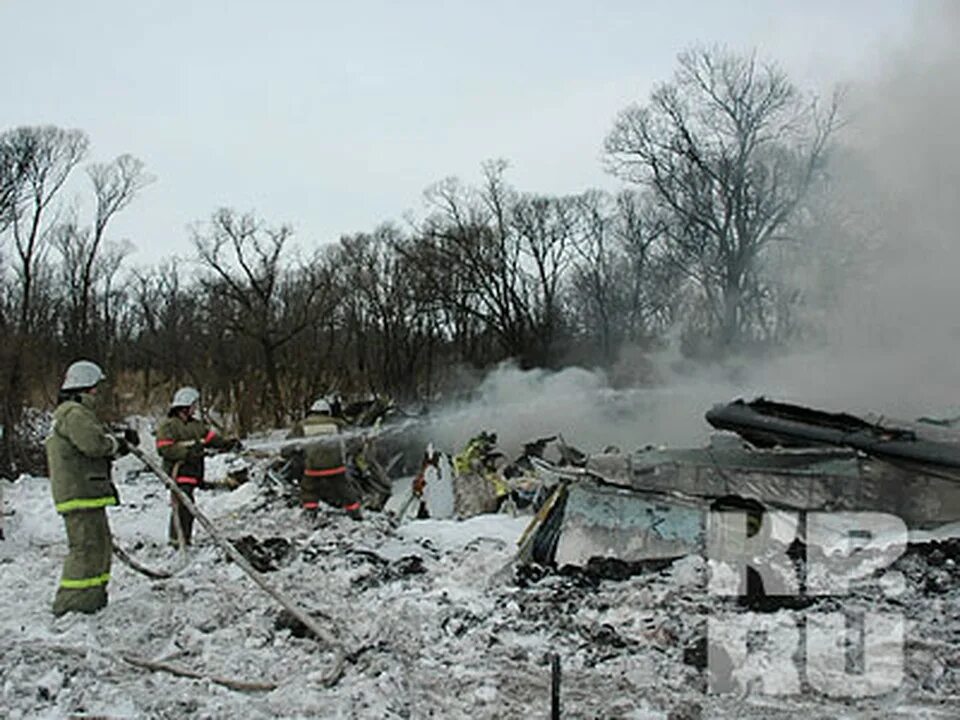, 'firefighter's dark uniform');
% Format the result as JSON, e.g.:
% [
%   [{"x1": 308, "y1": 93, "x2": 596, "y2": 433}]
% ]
[
  {"x1": 155, "y1": 415, "x2": 228, "y2": 545},
  {"x1": 45, "y1": 393, "x2": 121, "y2": 616},
  {"x1": 288, "y1": 413, "x2": 361, "y2": 514}
]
